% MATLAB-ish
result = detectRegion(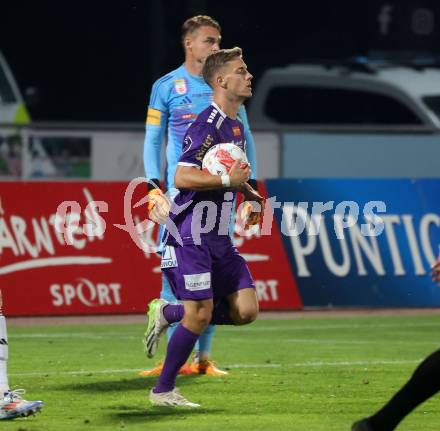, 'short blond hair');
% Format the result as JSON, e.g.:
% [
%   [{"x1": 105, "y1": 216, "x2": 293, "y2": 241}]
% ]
[
  {"x1": 202, "y1": 47, "x2": 242, "y2": 87},
  {"x1": 181, "y1": 15, "x2": 221, "y2": 45}
]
